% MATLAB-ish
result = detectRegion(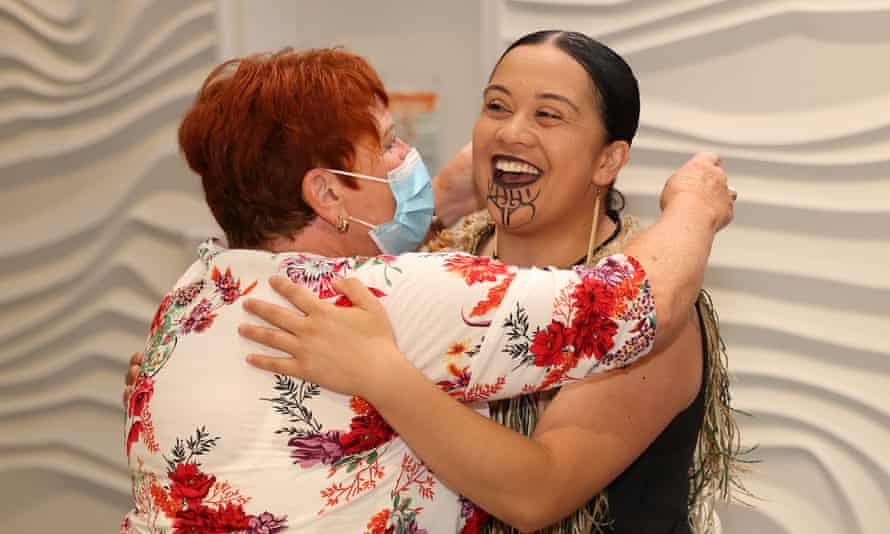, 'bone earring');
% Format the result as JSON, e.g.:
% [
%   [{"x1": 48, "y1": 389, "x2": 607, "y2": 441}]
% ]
[{"x1": 584, "y1": 187, "x2": 602, "y2": 267}]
